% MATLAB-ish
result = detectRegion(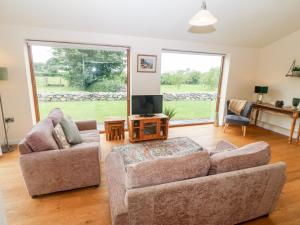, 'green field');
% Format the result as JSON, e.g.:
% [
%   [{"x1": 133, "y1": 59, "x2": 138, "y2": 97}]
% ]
[
  {"x1": 161, "y1": 84, "x2": 214, "y2": 93},
  {"x1": 36, "y1": 76, "x2": 78, "y2": 93},
  {"x1": 164, "y1": 101, "x2": 215, "y2": 119},
  {"x1": 39, "y1": 100, "x2": 215, "y2": 122},
  {"x1": 39, "y1": 101, "x2": 127, "y2": 121},
  {"x1": 37, "y1": 76, "x2": 216, "y2": 122}
]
